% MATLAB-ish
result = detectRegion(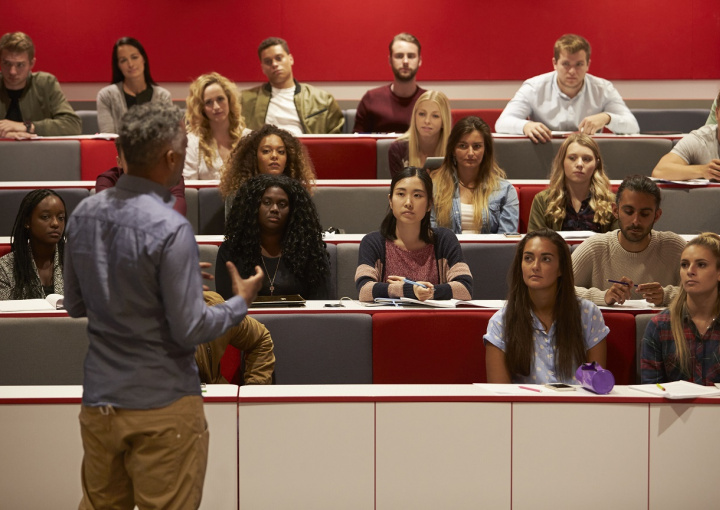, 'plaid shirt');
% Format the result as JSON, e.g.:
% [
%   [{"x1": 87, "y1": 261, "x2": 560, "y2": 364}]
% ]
[
  {"x1": 562, "y1": 195, "x2": 603, "y2": 233},
  {"x1": 641, "y1": 309, "x2": 720, "y2": 385}
]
